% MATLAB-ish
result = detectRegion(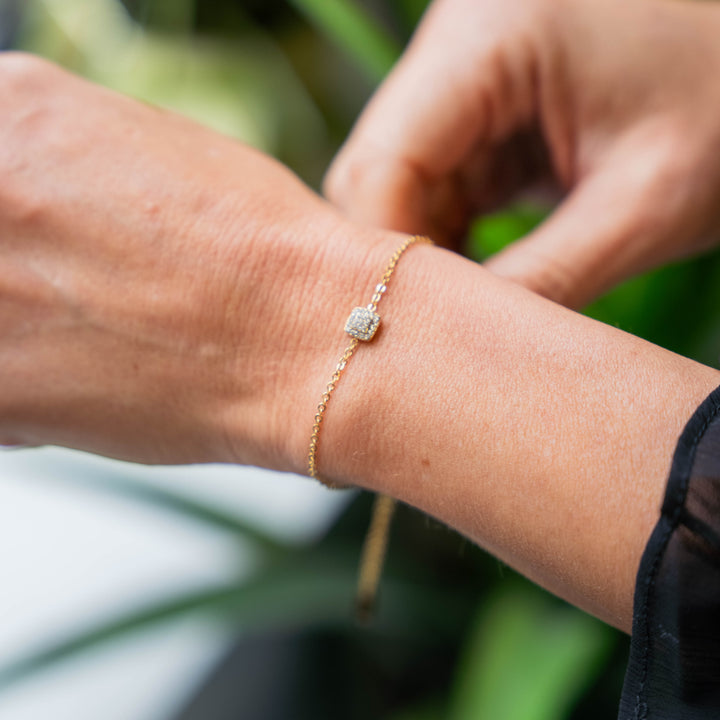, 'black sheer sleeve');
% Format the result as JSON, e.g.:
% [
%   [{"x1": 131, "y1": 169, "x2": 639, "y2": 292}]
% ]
[{"x1": 619, "y1": 385, "x2": 720, "y2": 720}]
